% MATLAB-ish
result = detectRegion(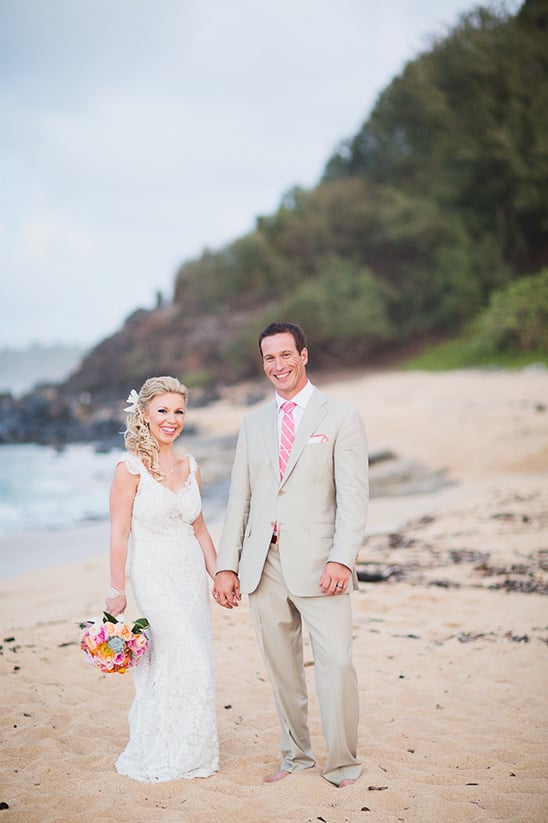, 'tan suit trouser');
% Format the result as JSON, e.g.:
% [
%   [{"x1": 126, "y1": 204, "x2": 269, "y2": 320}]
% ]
[{"x1": 248, "y1": 545, "x2": 361, "y2": 785}]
